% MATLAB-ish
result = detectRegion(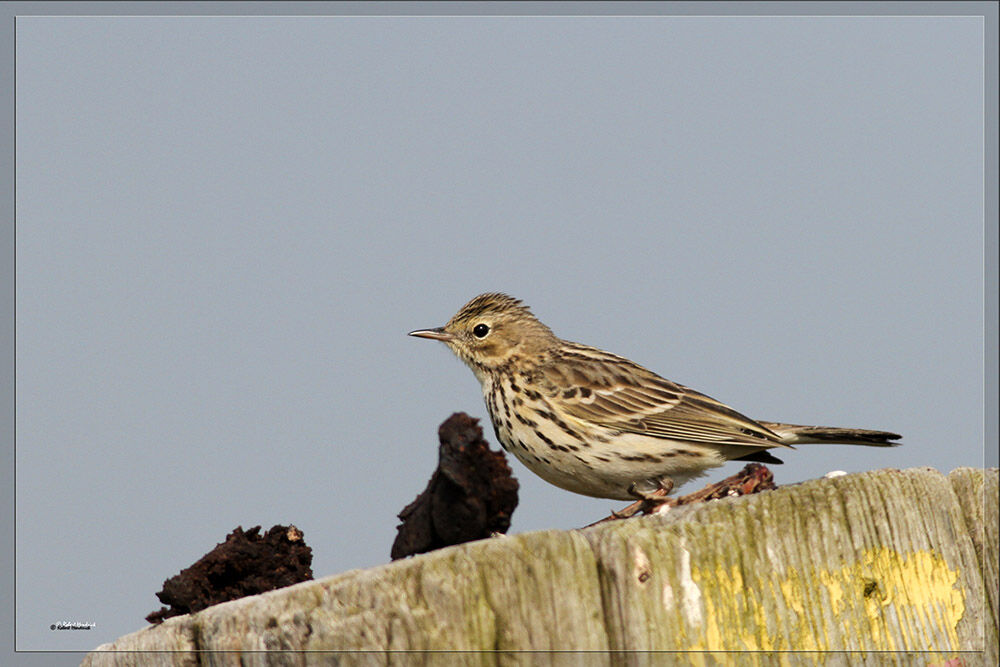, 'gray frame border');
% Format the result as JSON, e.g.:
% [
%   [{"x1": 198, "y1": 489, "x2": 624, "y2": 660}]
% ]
[{"x1": 2, "y1": 2, "x2": 996, "y2": 664}]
